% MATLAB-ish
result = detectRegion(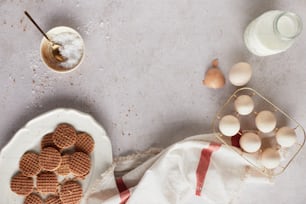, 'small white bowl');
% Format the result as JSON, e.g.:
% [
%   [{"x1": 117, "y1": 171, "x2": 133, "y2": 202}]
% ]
[{"x1": 40, "y1": 26, "x2": 85, "y2": 73}]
